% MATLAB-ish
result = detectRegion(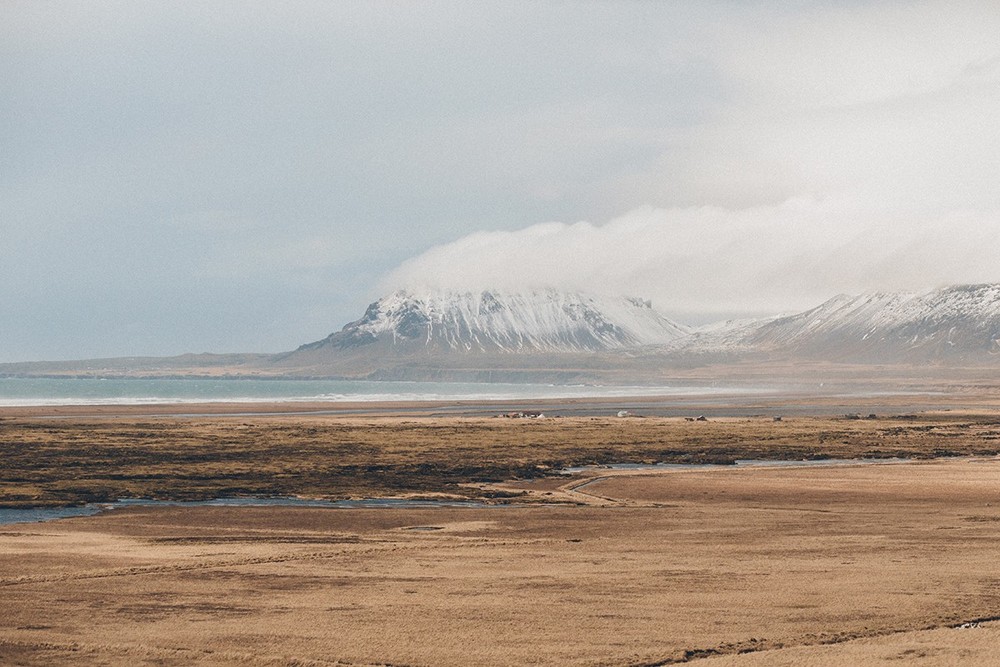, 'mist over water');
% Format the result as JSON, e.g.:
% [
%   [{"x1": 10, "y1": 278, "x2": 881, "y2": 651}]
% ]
[{"x1": 0, "y1": 377, "x2": 747, "y2": 407}]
